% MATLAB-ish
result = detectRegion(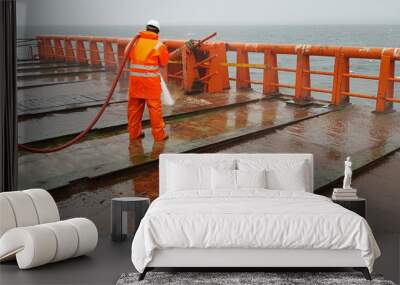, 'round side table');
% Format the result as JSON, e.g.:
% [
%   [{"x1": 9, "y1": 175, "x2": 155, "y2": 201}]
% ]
[{"x1": 111, "y1": 197, "x2": 150, "y2": 242}]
